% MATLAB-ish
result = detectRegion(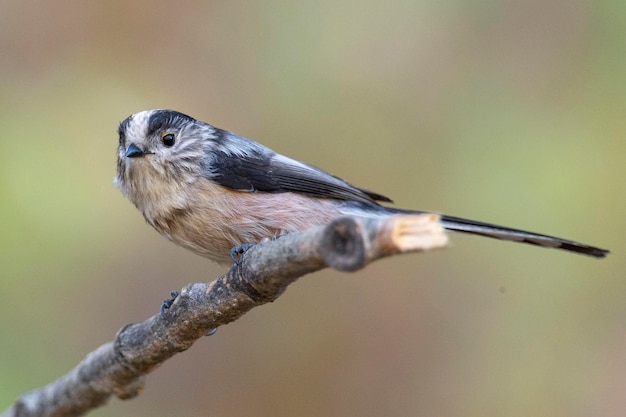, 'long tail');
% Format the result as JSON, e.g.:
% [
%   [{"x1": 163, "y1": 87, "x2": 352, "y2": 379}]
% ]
[
  {"x1": 347, "y1": 203, "x2": 609, "y2": 258},
  {"x1": 438, "y1": 213, "x2": 609, "y2": 258},
  {"x1": 340, "y1": 201, "x2": 610, "y2": 258}
]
